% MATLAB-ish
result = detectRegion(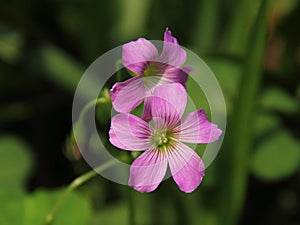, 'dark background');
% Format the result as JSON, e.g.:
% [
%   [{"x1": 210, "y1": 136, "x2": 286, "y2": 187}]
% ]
[{"x1": 0, "y1": 0, "x2": 299, "y2": 225}]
